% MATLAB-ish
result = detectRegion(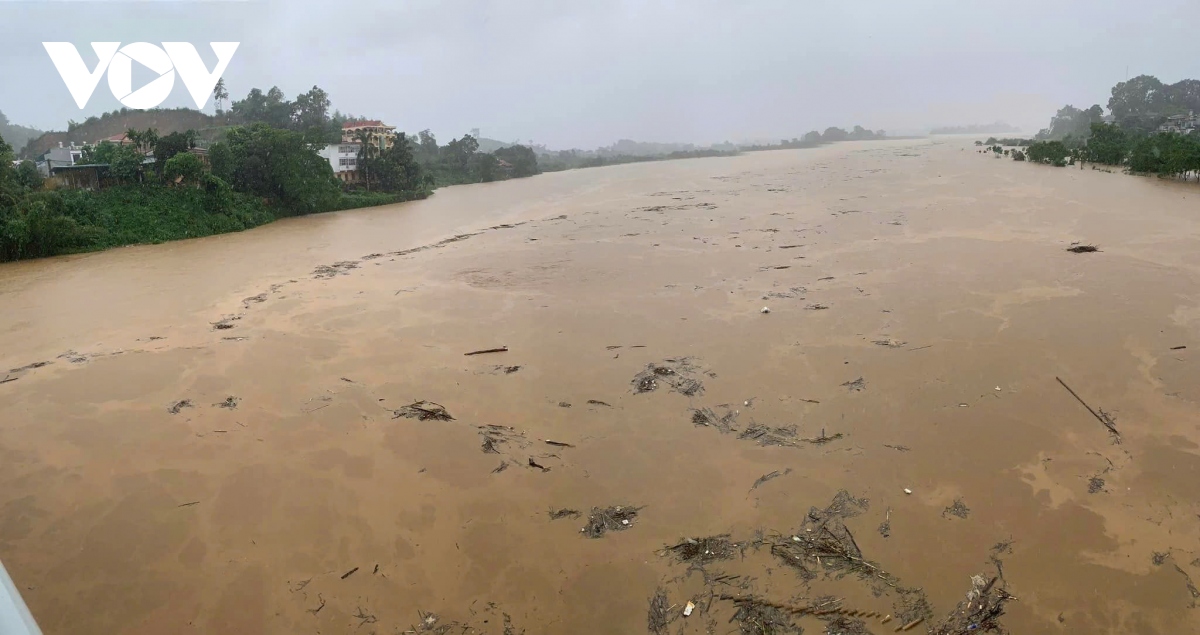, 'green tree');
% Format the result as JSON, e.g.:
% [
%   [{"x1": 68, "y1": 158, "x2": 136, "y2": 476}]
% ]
[
  {"x1": 208, "y1": 141, "x2": 234, "y2": 182},
  {"x1": 108, "y1": 143, "x2": 145, "y2": 183},
  {"x1": 213, "y1": 78, "x2": 229, "y2": 115},
  {"x1": 1109, "y1": 75, "x2": 1167, "y2": 120},
  {"x1": 1084, "y1": 122, "x2": 1128, "y2": 165},
  {"x1": 292, "y1": 86, "x2": 331, "y2": 142},
  {"x1": 154, "y1": 130, "x2": 197, "y2": 176},
  {"x1": 223, "y1": 123, "x2": 339, "y2": 213},
  {"x1": 494, "y1": 144, "x2": 539, "y2": 178},
  {"x1": 373, "y1": 133, "x2": 425, "y2": 193},
  {"x1": 164, "y1": 152, "x2": 204, "y2": 185},
  {"x1": 15, "y1": 161, "x2": 42, "y2": 190}
]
